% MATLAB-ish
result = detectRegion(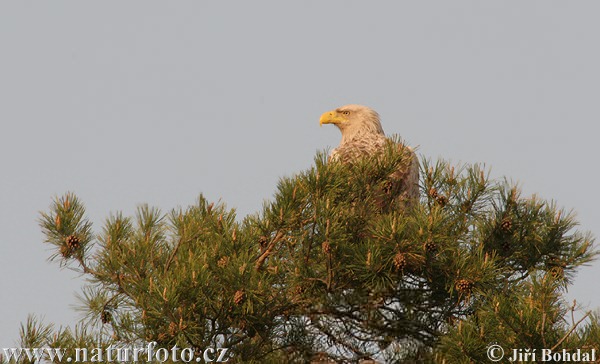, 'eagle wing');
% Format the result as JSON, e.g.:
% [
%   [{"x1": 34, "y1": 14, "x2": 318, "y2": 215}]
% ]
[
  {"x1": 330, "y1": 135, "x2": 419, "y2": 212},
  {"x1": 388, "y1": 143, "x2": 419, "y2": 210}
]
